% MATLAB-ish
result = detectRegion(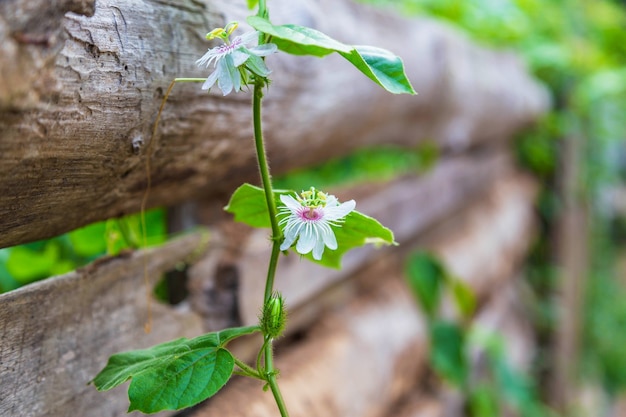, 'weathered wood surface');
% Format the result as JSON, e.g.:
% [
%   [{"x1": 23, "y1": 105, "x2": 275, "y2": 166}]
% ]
[
  {"x1": 0, "y1": 233, "x2": 208, "y2": 417},
  {"x1": 0, "y1": 160, "x2": 537, "y2": 417},
  {"x1": 187, "y1": 169, "x2": 538, "y2": 417},
  {"x1": 0, "y1": 0, "x2": 549, "y2": 248}
]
